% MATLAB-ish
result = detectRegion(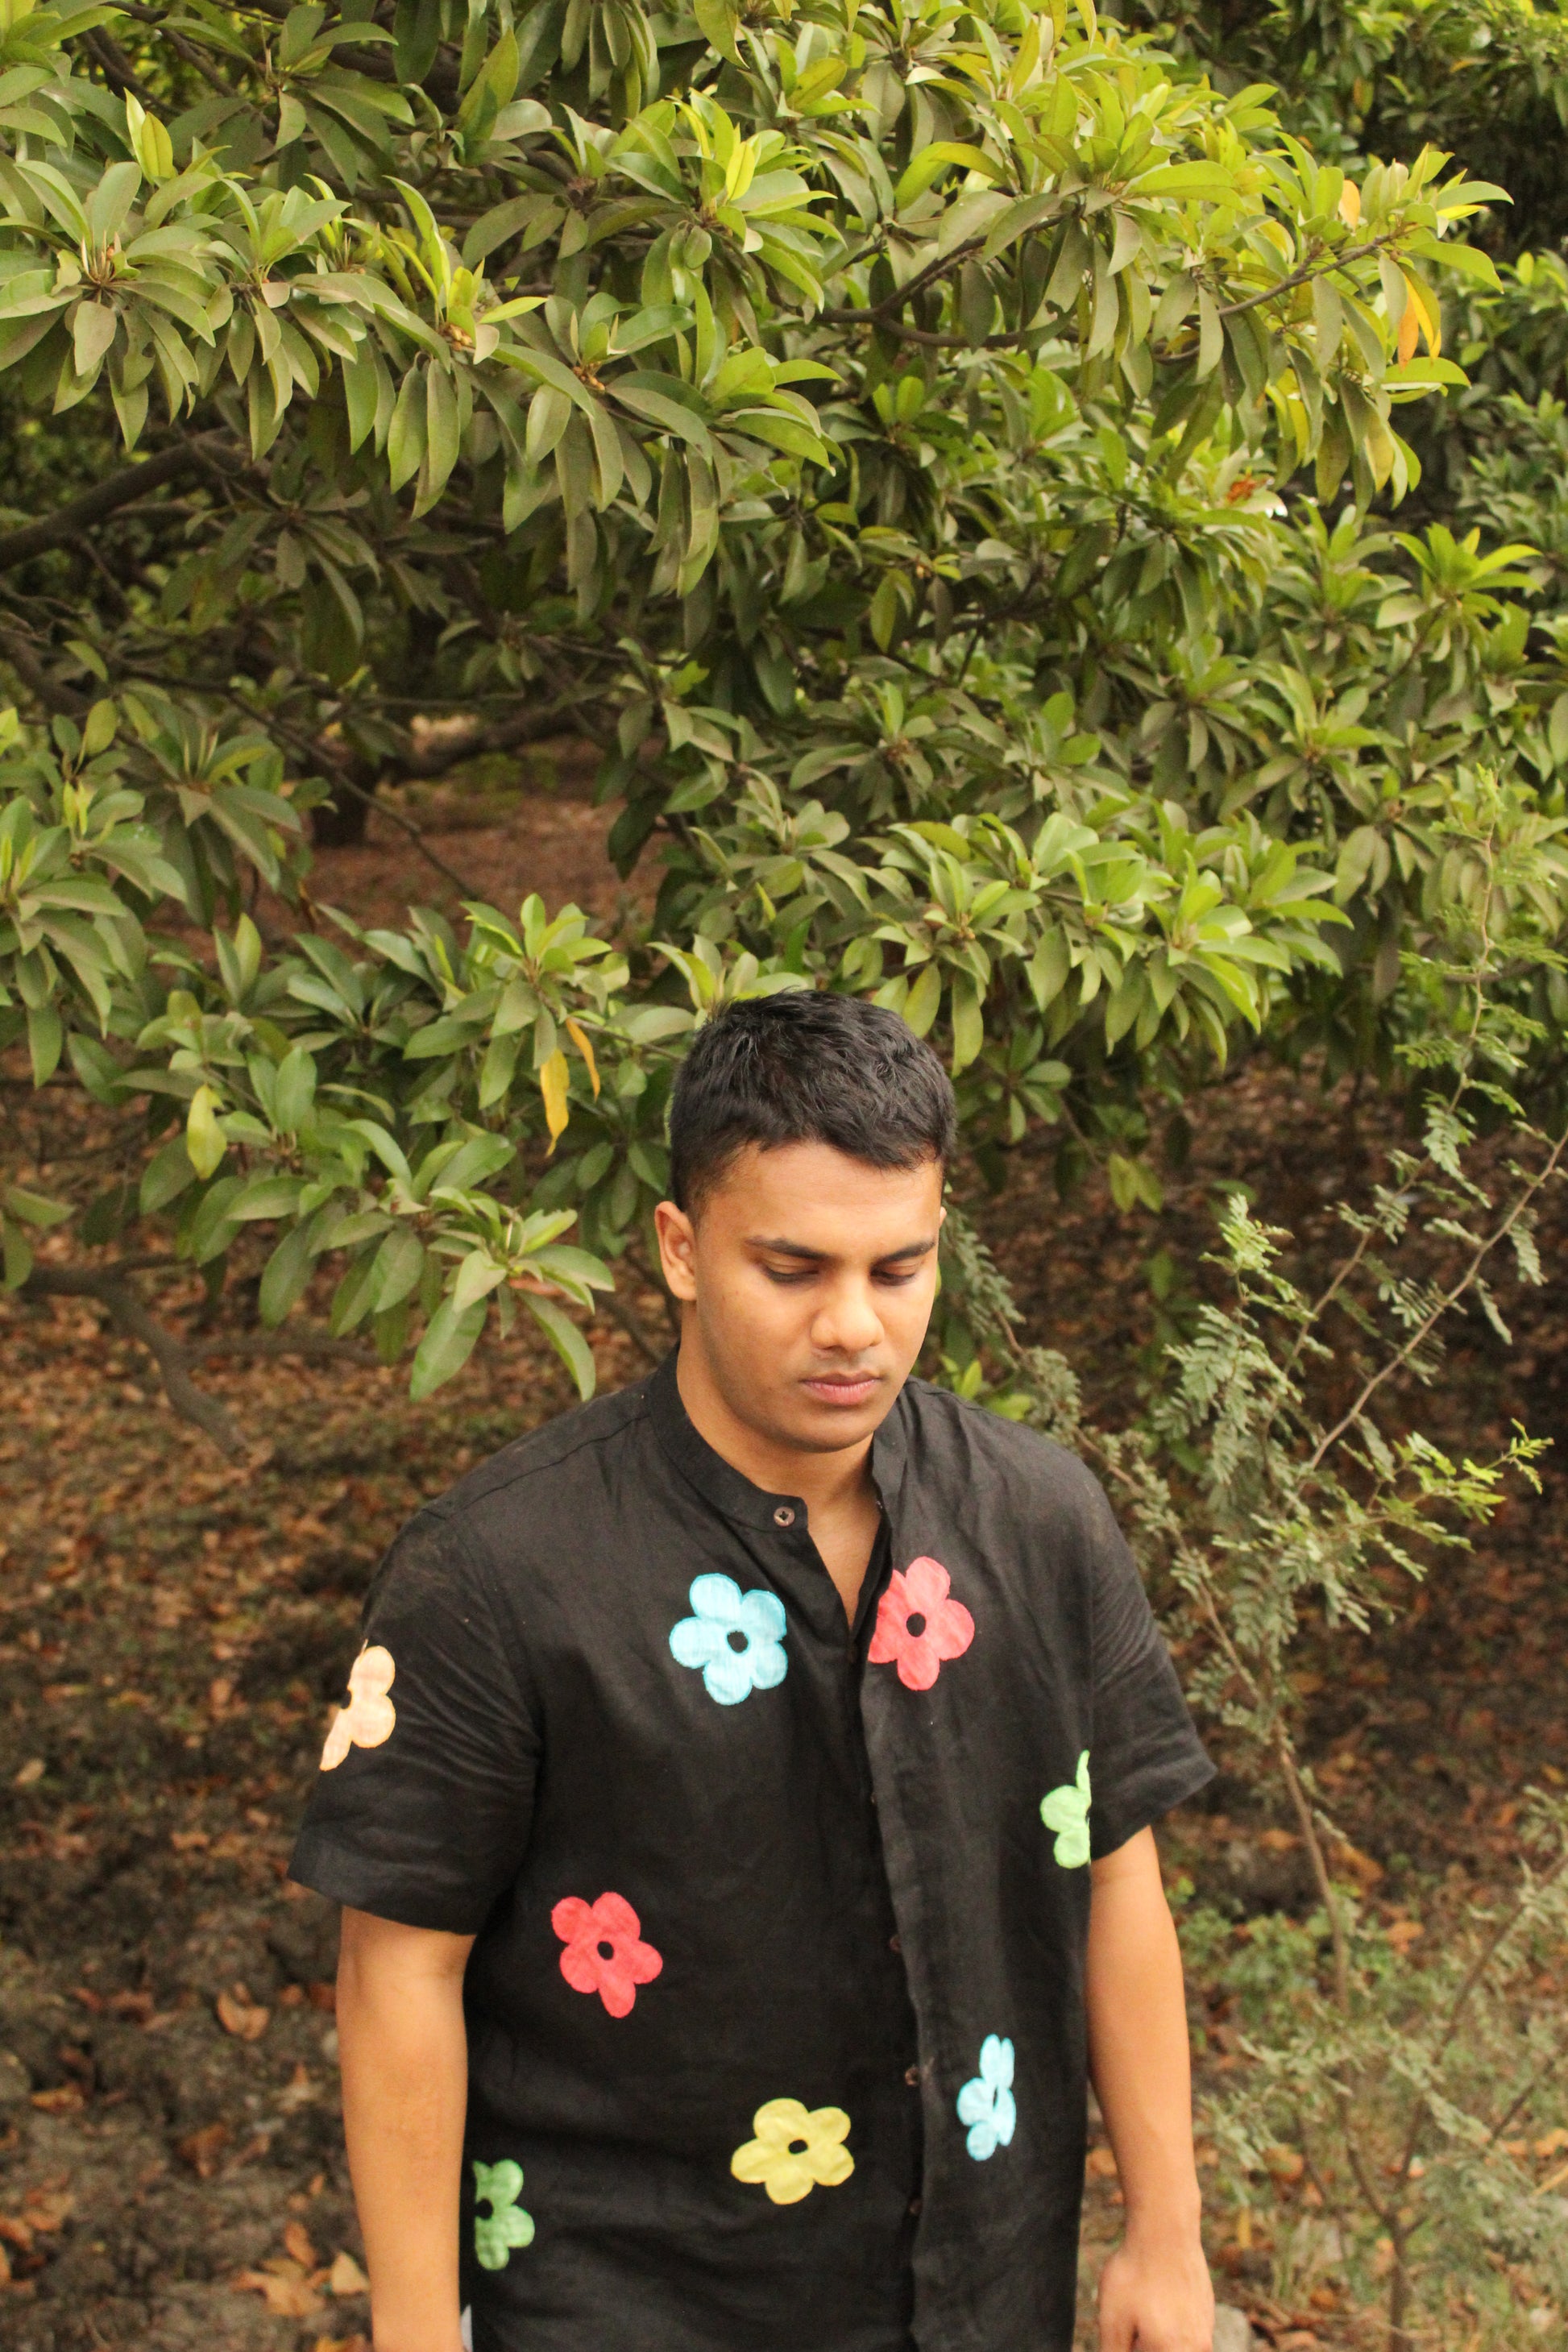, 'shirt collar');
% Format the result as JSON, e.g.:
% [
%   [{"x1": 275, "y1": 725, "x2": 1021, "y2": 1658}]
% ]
[{"x1": 647, "y1": 1347, "x2": 911, "y2": 1534}]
